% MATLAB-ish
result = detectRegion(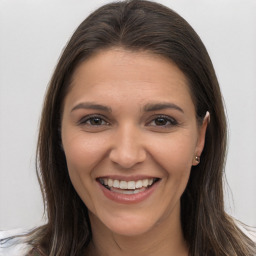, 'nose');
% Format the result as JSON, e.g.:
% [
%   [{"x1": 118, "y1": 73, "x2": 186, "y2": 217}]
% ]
[{"x1": 109, "y1": 124, "x2": 147, "y2": 169}]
